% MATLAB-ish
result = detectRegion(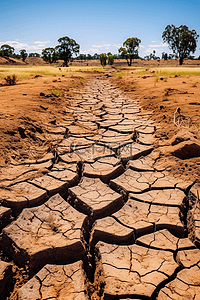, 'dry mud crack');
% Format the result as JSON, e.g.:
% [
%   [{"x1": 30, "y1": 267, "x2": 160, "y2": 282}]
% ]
[{"x1": 0, "y1": 78, "x2": 200, "y2": 299}]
